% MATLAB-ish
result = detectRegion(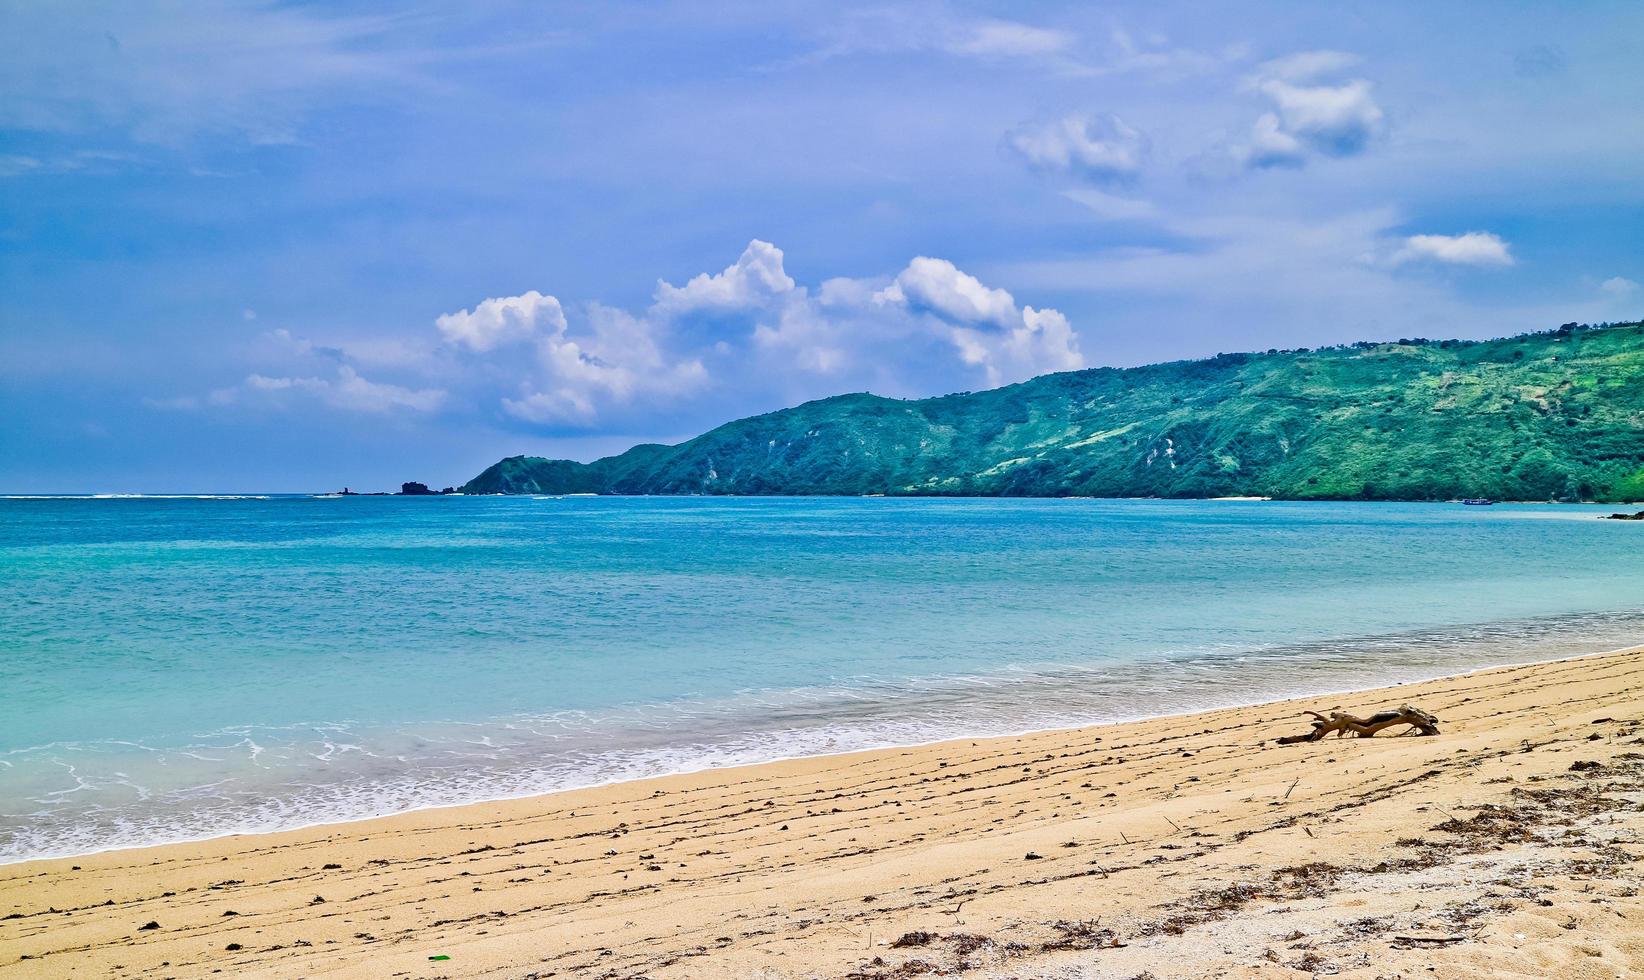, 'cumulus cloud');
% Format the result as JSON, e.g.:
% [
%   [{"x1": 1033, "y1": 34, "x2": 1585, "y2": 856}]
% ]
[
  {"x1": 436, "y1": 291, "x2": 566, "y2": 353},
  {"x1": 875, "y1": 257, "x2": 1084, "y2": 384},
  {"x1": 487, "y1": 244, "x2": 1085, "y2": 412},
  {"x1": 653, "y1": 239, "x2": 796, "y2": 314},
  {"x1": 455, "y1": 243, "x2": 1086, "y2": 422},
  {"x1": 948, "y1": 305, "x2": 1084, "y2": 386},
  {"x1": 1241, "y1": 111, "x2": 1307, "y2": 168},
  {"x1": 162, "y1": 242, "x2": 1086, "y2": 431},
  {"x1": 1392, "y1": 232, "x2": 1515, "y2": 268},
  {"x1": 1600, "y1": 276, "x2": 1639, "y2": 297},
  {"x1": 433, "y1": 245, "x2": 803, "y2": 427},
  {"x1": 497, "y1": 302, "x2": 707, "y2": 425},
  {"x1": 877, "y1": 257, "x2": 1020, "y2": 328},
  {"x1": 1005, "y1": 112, "x2": 1147, "y2": 184},
  {"x1": 1237, "y1": 51, "x2": 1385, "y2": 168},
  {"x1": 1260, "y1": 79, "x2": 1383, "y2": 155}
]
